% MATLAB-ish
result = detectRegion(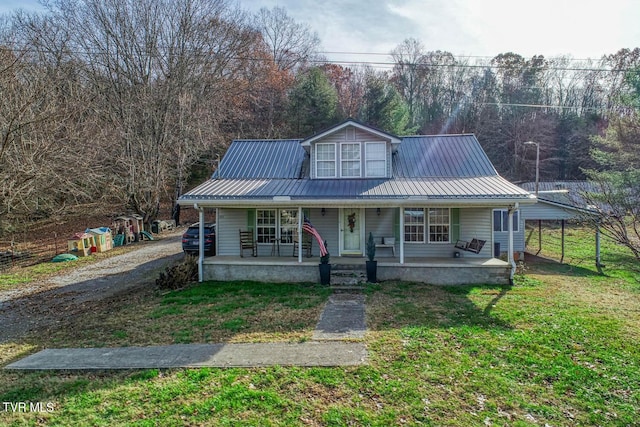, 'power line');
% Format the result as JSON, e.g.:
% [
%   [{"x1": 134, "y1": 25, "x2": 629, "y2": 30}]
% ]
[{"x1": 5, "y1": 46, "x2": 636, "y2": 73}]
